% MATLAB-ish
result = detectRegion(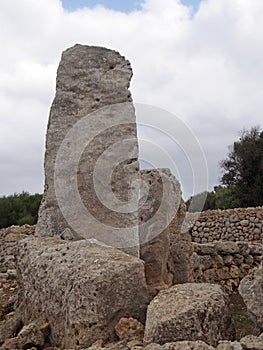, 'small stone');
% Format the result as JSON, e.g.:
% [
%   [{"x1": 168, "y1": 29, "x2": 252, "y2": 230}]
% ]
[
  {"x1": 240, "y1": 220, "x2": 249, "y2": 227},
  {"x1": 60, "y1": 227, "x2": 81, "y2": 241},
  {"x1": 115, "y1": 317, "x2": 144, "y2": 341},
  {"x1": 215, "y1": 242, "x2": 239, "y2": 255},
  {"x1": 233, "y1": 254, "x2": 244, "y2": 265},
  {"x1": 40, "y1": 322, "x2": 50, "y2": 338},
  {"x1": 92, "y1": 339, "x2": 104, "y2": 347},
  {"x1": 229, "y1": 266, "x2": 240, "y2": 279},
  {"x1": 244, "y1": 255, "x2": 254, "y2": 265},
  {"x1": 223, "y1": 255, "x2": 233, "y2": 266},
  {"x1": 127, "y1": 339, "x2": 143, "y2": 348}
]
